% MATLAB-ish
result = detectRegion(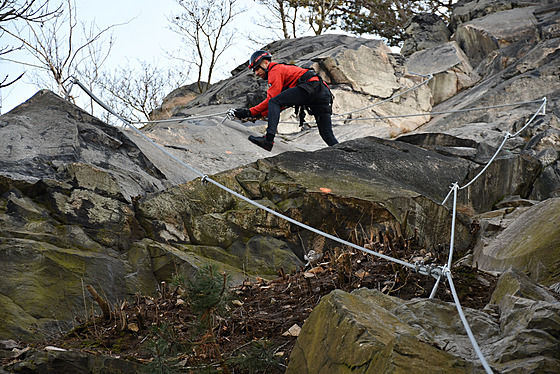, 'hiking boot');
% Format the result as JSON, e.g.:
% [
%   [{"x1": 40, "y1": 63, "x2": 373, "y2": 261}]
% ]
[{"x1": 248, "y1": 135, "x2": 274, "y2": 151}]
